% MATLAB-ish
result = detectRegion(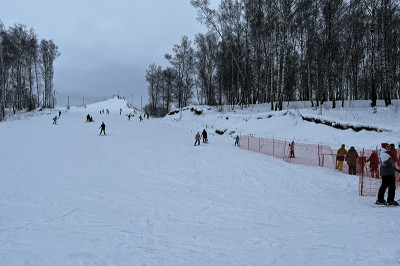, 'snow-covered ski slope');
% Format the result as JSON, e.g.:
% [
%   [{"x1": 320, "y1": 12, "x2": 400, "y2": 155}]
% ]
[{"x1": 1, "y1": 98, "x2": 399, "y2": 265}]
